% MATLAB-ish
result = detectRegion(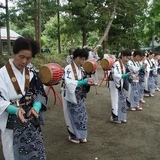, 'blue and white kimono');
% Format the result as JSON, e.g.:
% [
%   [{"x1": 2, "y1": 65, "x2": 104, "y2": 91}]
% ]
[
  {"x1": 151, "y1": 59, "x2": 159, "y2": 90},
  {"x1": 0, "y1": 59, "x2": 47, "y2": 160},
  {"x1": 138, "y1": 61, "x2": 146, "y2": 100},
  {"x1": 61, "y1": 62, "x2": 88, "y2": 140},
  {"x1": 108, "y1": 60, "x2": 127, "y2": 121},
  {"x1": 144, "y1": 58, "x2": 156, "y2": 94},
  {"x1": 126, "y1": 60, "x2": 141, "y2": 108}
]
